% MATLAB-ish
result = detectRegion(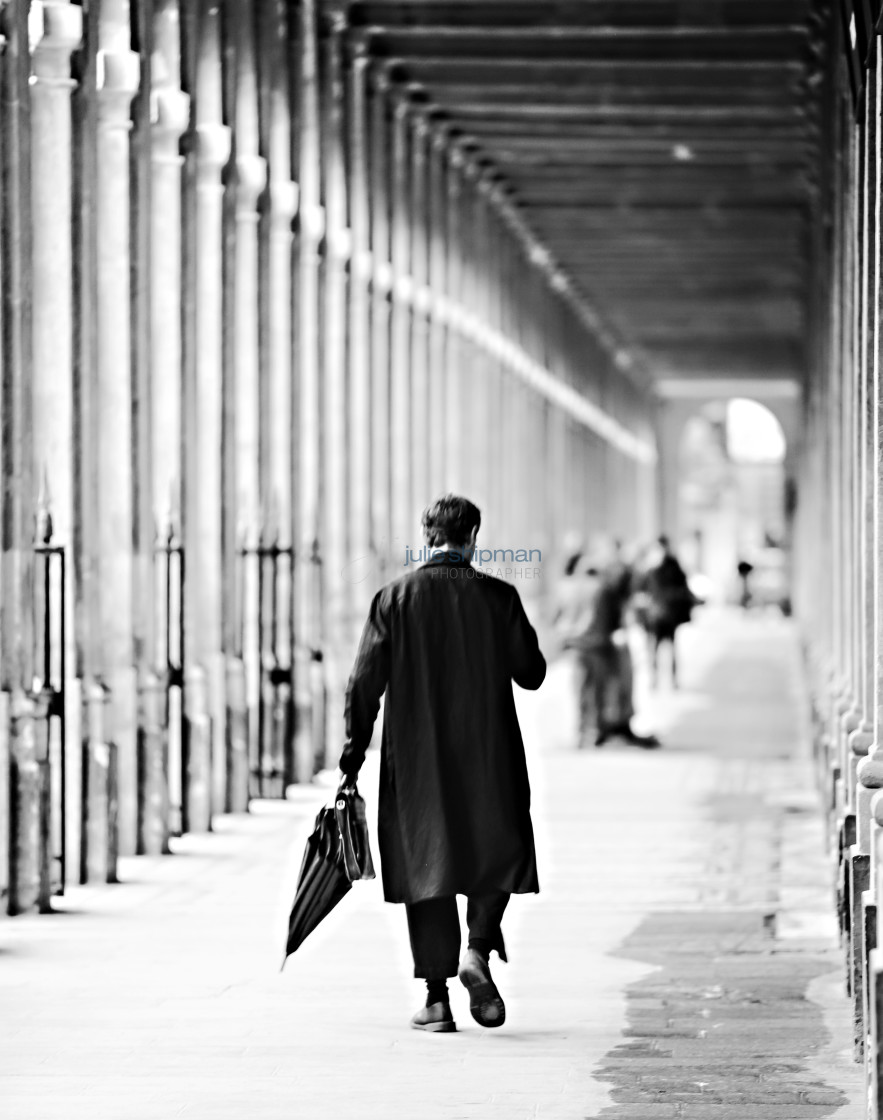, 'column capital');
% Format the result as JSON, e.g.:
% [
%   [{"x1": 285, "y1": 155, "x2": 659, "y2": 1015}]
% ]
[
  {"x1": 393, "y1": 273, "x2": 414, "y2": 304},
  {"x1": 370, "y1": 62, "x2": 392, "y2": 95},
  {"x1": 151, "y1": 87, "x2": 190, "y2": 153},
  {"x1": 195, "y1": 122, "x2": 232, "y2": 180},
  {"x1": 373, "y1": 260, "x2": 393, "y2": 294},
  {"x1": 849, "y1": 723, "x2": 874, "y2": 758},
  {"x1": 462, "y1": 156, "x2": 482, "y2": 183},
  {"x1": 269, "y1": 179, "x2": 300, "y2": 225},
  {"x1": 324, "y1": 2, "x2": 349, "y2": 35},
  {"x1": 476, "y1": 172, "x2": 496, "y2": 197},
  {"x1": 300, "y1": 203, "x2": 326, "y2": 245},
  {"x1": 96, "y1": 49, "x2": 140, "y2": 127},
  {"x1": 391, "y1": 88, "x2": 412, "y2": 122},
  {"x1": 488, "y1": 182, "x2": 509, "y2": 208},
  {"x1": 859, "y1": 751, "x2": 883, "y2": 791},
  {"x1": 349, "y1": 29, "x2": 372, "y2": 64},
  {"x1": 432, "y1": 124, "x2": 450, "y2": 154},
  {"x1": 29, "y1": 0, "x2": 82, "y2": 81},
  {"x1": 353, "y1": 249, "x2": 373, "y2": 281},
  {"x1": 236, "y1": 154, "x2": 269, "y2": 215},
  {"x1": 327, "y1": 226, "x2": 352, "y2": 262},
  {"x1": 410, "y1": 105, "x2": 432, "y2": 139}
]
